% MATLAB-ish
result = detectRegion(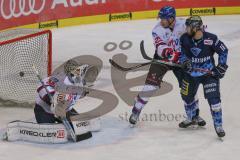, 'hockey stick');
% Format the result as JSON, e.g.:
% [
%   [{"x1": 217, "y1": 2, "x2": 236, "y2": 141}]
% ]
[
  {"x1": 32, "y1": 65, "x2": 77, "y2": 142},
  {"x1": 140, "y1": 40, "x2": 214, "y2": 75},
  {"x1": 110, "y1": 58, "x2": 214, "y2": 75},
  {"x1": 140, "y1": 40, "x2": 152, "y2": 60},
  {"x1": 110, "y1": 41, "x2": 183, "y2": 71},
  {"x1": 192, "y1": 68, "x2": 214, "y2": 75},
  {"x1": 140, "y1": 40, "x2": 182, "y2": 68},
  {"x1": 109, "y1": 58, "x2": 182, "y2": 72},
  {"x1": 109, "y1": 59, "x2": 151, "y2": 71},
  {"x1": 110, "y1": 40, "x2": 214, "y2": 75},
  {"x1": 140, "y1": 40, "x2": 183, "y2": 67}
]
